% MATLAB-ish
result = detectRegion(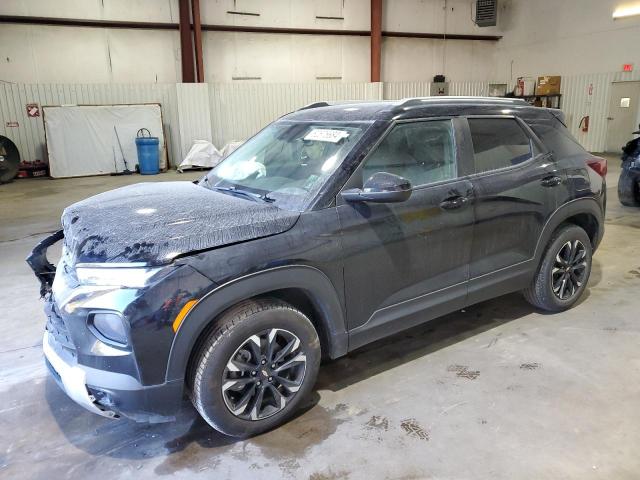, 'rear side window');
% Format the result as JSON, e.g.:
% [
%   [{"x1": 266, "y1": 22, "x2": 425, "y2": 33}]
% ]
[
  {"x1": 529, "y1": 120, "x2": 586, "y2": 158},
  {"x1": 468, "y1": 118, "x2": 533, "y2": 173}
]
